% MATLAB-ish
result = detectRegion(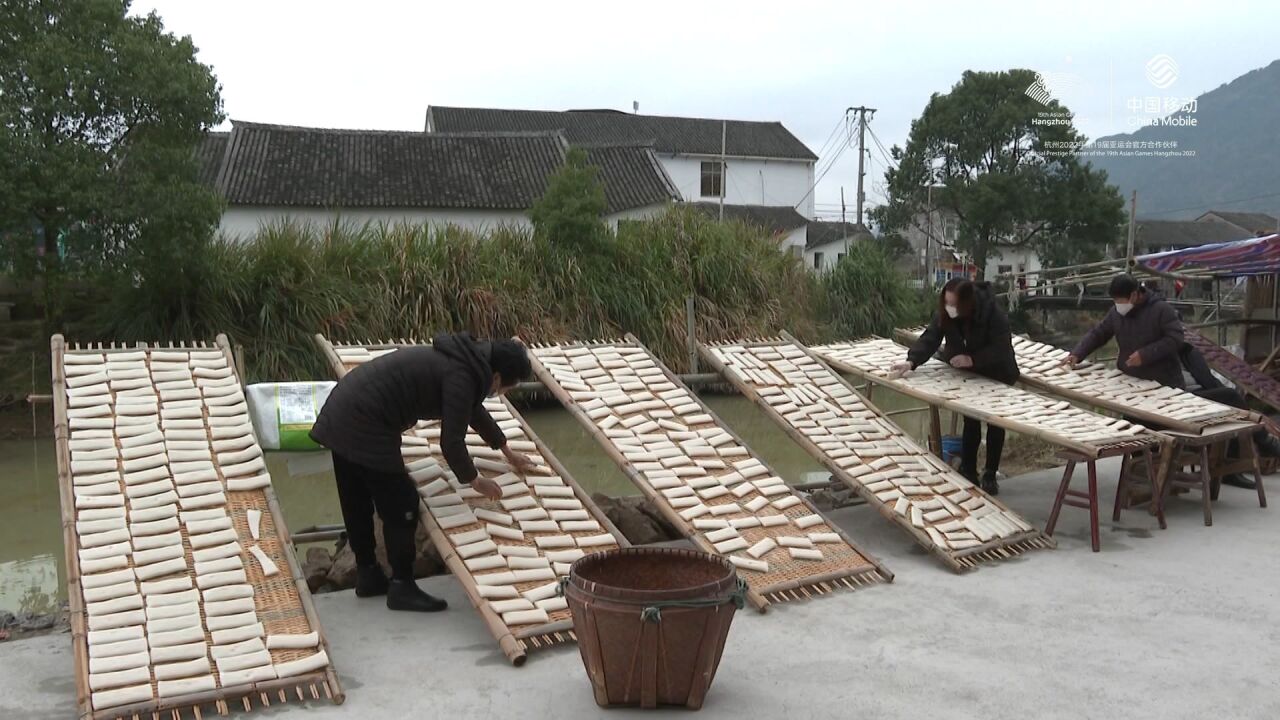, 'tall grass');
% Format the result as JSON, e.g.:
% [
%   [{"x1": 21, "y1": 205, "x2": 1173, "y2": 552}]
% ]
[{"x1": 85, "y1": 207, "x2": 921, "y2": 381}]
